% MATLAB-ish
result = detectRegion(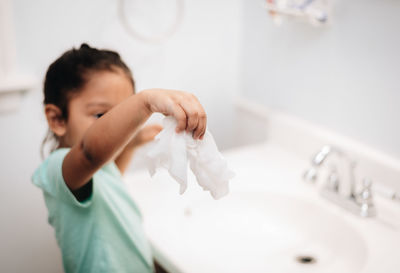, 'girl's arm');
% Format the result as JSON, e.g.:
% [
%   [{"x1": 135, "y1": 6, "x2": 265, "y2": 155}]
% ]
[{"x1": 62, "y1": 89, "x2": 206, "y2": 190}]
